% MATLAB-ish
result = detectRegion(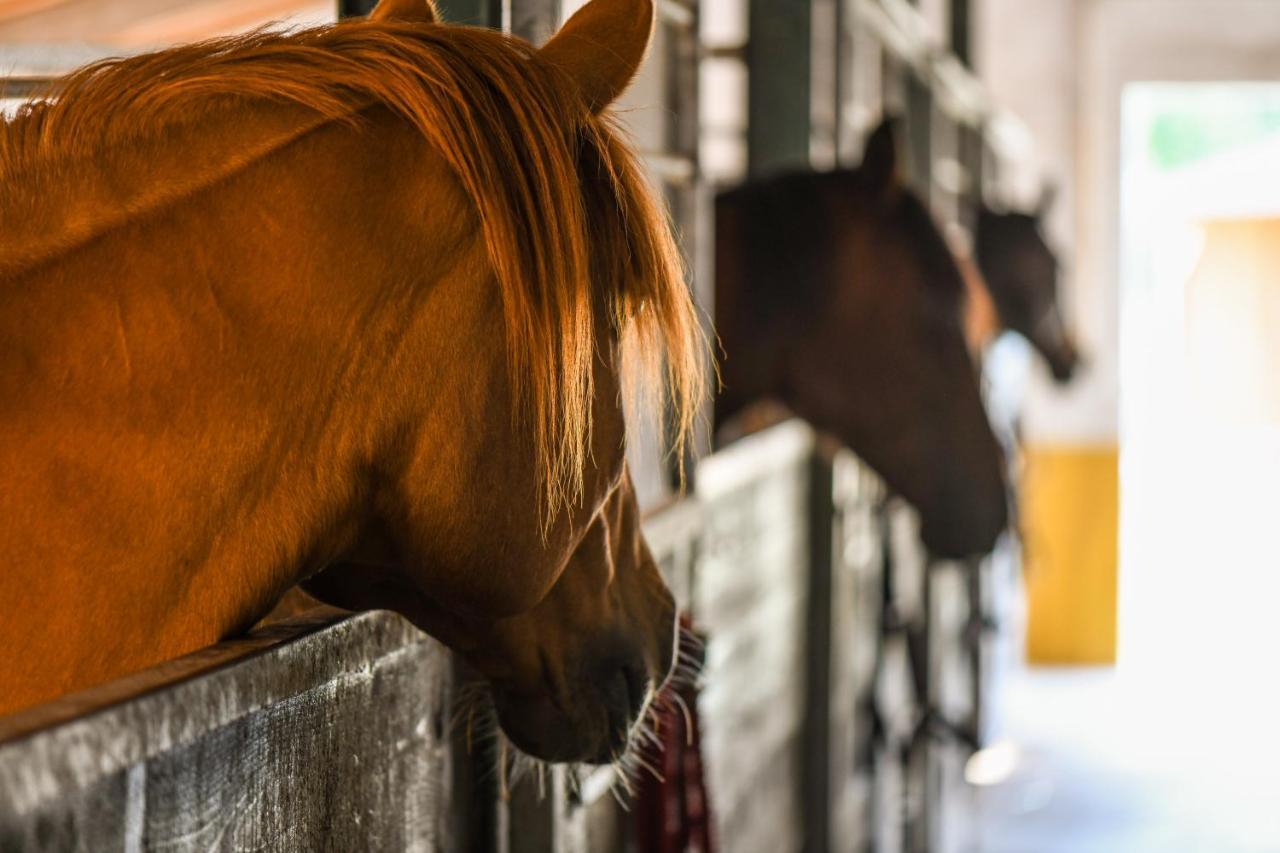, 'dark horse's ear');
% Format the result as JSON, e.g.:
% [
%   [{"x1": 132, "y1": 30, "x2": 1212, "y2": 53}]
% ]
[
  {"x1": 540, "y1": 0, "x2": 655, "y2": 114},
  {"x1": 861, "y1": 116, "x2": 903, "y2": 195},
  {"x1": 369, "y1": 0, "x2": 439, "y2": 23}
]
